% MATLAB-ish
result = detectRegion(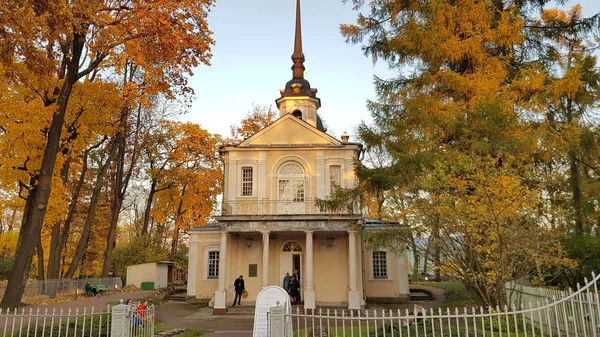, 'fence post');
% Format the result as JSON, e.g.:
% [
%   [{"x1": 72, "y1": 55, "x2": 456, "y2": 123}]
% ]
[
  {"x1": 270, "y1": 306, "x2": 286, "y2": 337},
  {"x1": 111, "y1": 301, "x2": 131, "y2": 337}
]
